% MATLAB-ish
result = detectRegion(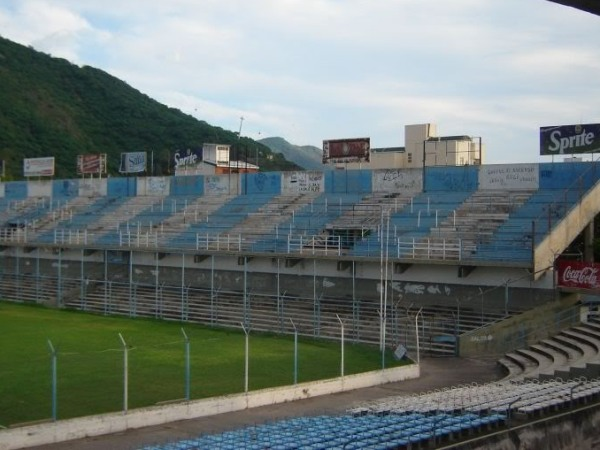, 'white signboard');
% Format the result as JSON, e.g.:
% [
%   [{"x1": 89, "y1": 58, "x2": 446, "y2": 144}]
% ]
[
  {"x1": 282, "y1": 171, "x2": 324, "y2": 194},
  {"x1": 479, "y1": 164, "x2": 539, "y2": 190},
  {"x1": 119, "y1": 152, "x2": 147, "y2": 174},
  {"x1": 24, "y1": 157, "x2": 55, "y2": 177},
  {"x1": 372, "y1": 168, "x2": 422, "y2": 193},
  {"x1": 79, "y1": 178, "x2": 107, "y2": 196}
]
